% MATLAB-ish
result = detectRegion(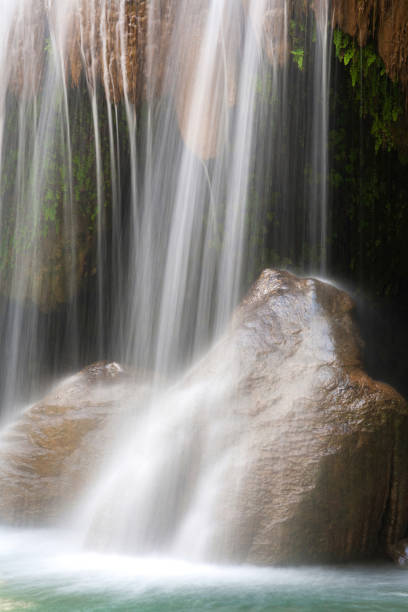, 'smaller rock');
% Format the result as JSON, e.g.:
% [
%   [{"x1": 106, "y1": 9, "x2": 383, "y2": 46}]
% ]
[
  {"x1": 389, "y1": 539, "x2": 408, "y2": 568},
  {"x1": 0, "y1": 362, "x2": 144, "y2": 525}
]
